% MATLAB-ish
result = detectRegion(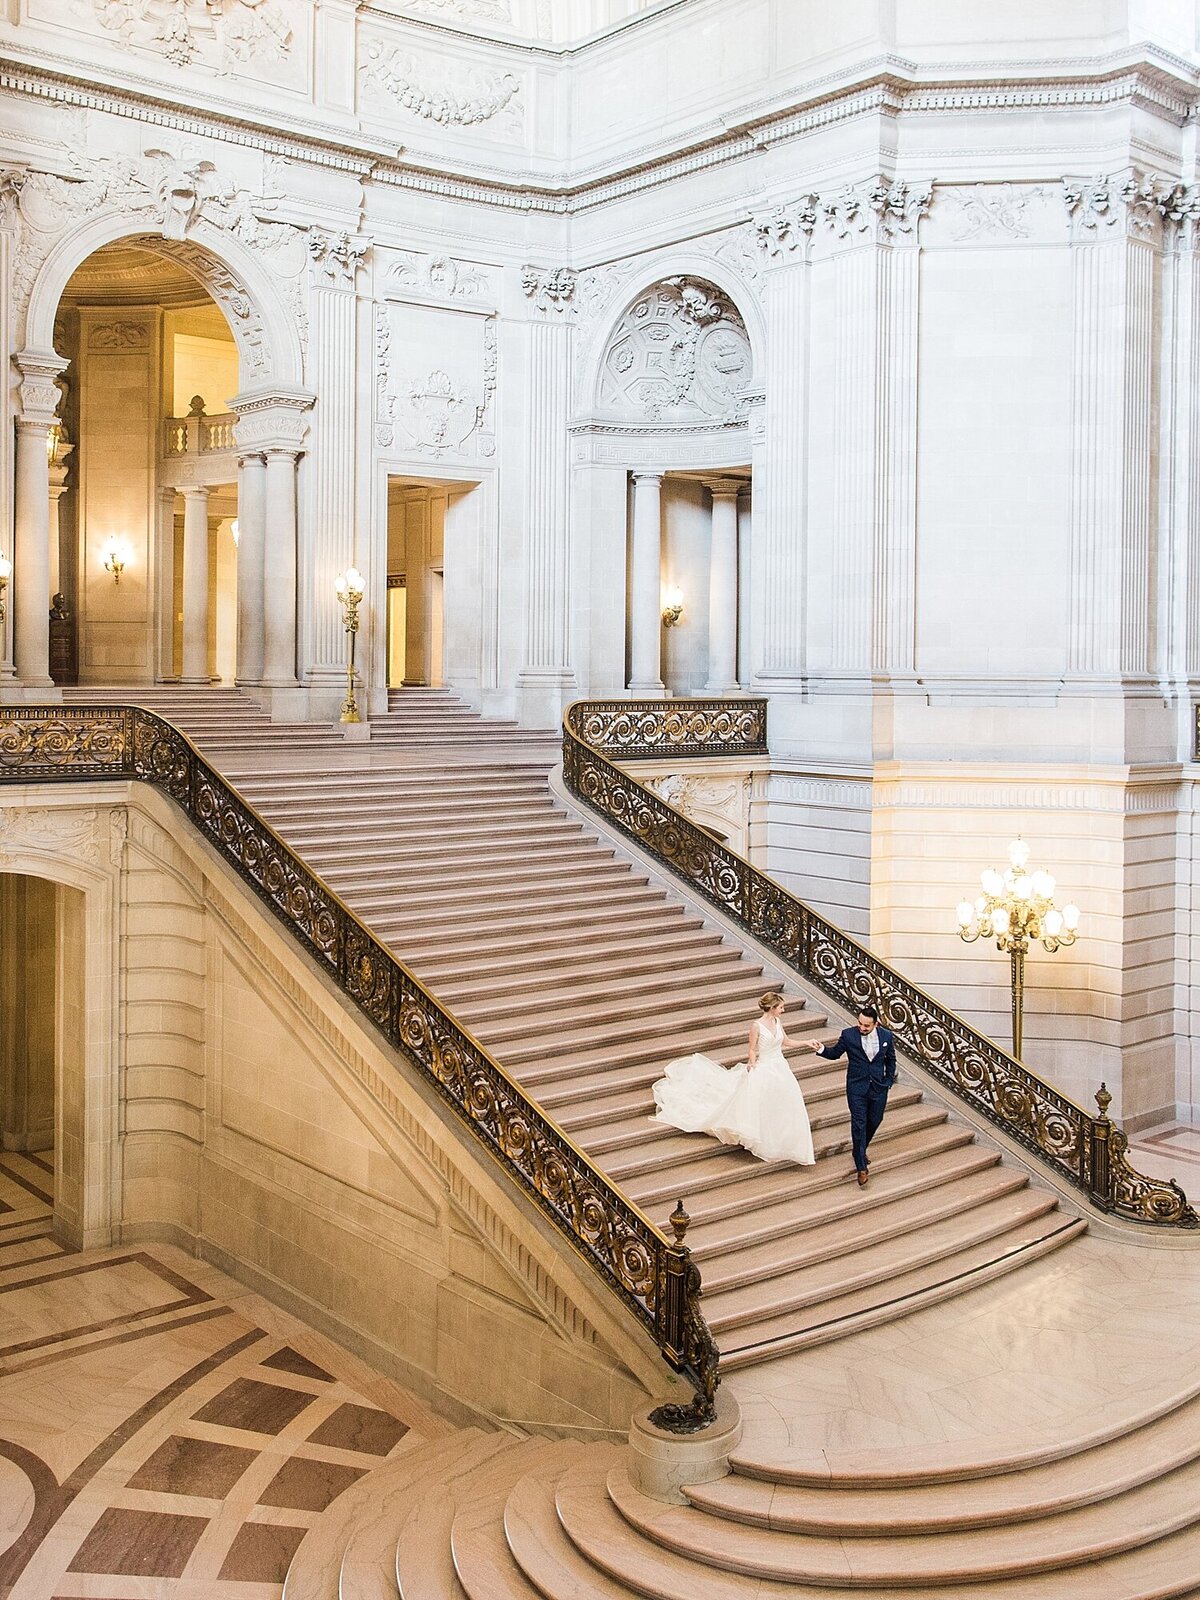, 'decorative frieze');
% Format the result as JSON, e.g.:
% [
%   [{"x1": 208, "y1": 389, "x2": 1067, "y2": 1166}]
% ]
[
  {"x1": 0, "y1": 805, "x2": 101, "y2": 866},
  {"x1": 387, "y1": 250, "x2": 492, "y2": 304},
  {"x1": 88, "y1": 318, "x2": 152, "y2": 351},
  {"x1": 944, "y1": 183, "x2": 1033, "y2": 241},
  {"x1": 395, "y1": 0, "x2": 513, "y2": 18}
]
